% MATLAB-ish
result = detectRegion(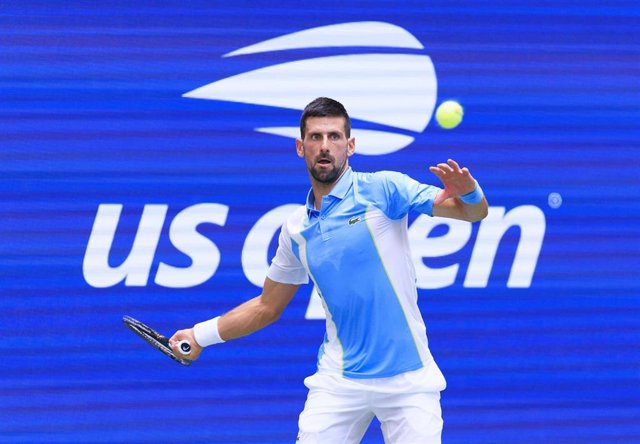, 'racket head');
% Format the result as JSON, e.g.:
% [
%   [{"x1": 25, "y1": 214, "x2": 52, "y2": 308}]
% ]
[{"x1": 122, "y1": 315, "x2": 192, "y2": 366}]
